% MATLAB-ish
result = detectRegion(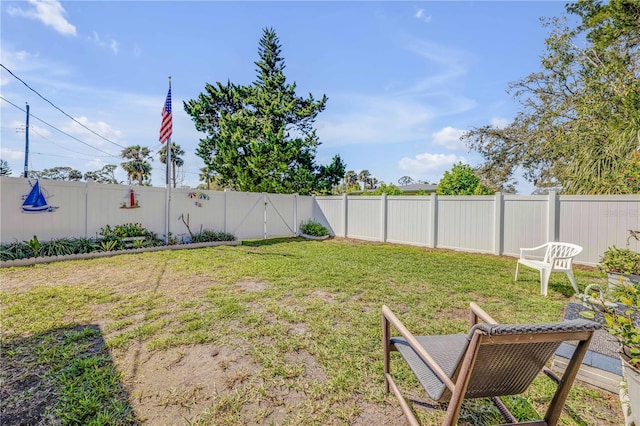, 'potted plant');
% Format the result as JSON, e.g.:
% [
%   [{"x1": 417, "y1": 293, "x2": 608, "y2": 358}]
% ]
[
  {"x1": 600, "y1": 230, "x2": 640, "y2": 289},
  {"x1": 601, "y1": 283, "x2": 640, "y2": 425}
]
